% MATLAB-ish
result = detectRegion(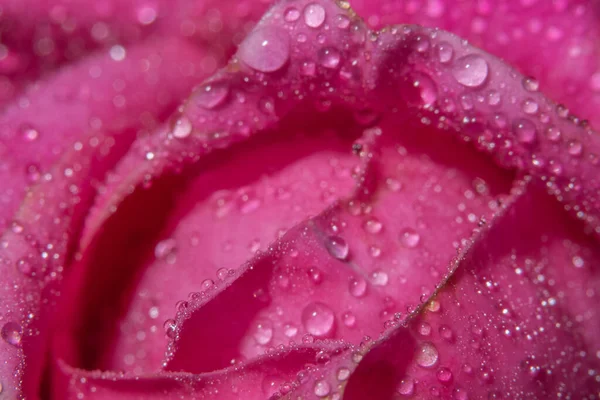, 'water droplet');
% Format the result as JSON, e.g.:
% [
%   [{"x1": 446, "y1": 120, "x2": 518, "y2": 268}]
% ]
[
  {"x1": 308, "y1": 267, "x2": 324, "y2": 284},
  {"x1": 418, "y1": 322, "x2": 432, "y2": 336},
  {"x1": 514, "y1": 119, "x2": 537, "y2": 144},
  {"x1": 452, "y1": 54, "x2": 489, "y2": 88},
  {"x1": 238, "y1": 27, "x2": 290, "y2": 72},
  {"x1": 522, "y1": 98, "x2": 539, "y2": 114},
  {"x1": 364, "y1": 217, "x2": 382, "y2": 234},
  {"x1": 304, "y1": 3, "x2": 326, "y2": 28},
  {"x1": 437, "y1": 41, "x2": 454, "y2": 63},
  {"x1": 164, "y1": 319, "x2": 177, "y2": 339},
  {"x1": 416, "y1": 342, "x2": 439, "y2": 368},
  {"x1": 437, "y1": 367, "x2": 453, "y2": 383},
  {"x1": 301, "y1": 60, "x2": 317, "y2": 76},
  {"x1": 568, "y1": 140, "x2": 583, "y2": 157},
  {"x1": 20, "y1": 125, "x2": 39, "y2": 142},
  {"x1": 439, "y1": 325, "x2": 454, "y2": 341},
  {"x1": 1, "y1": 322, "x2": 22, "y2": 346},
  {"x1": 326, "y1": 235, "x2": 349, "y2": 260},
  {"x1": 284, "y1": 7, "x2": 300, "y2": 22},
  {"x1": 16, "y1": 258, "x2": 35, "y2": 277},
  {"x1": 302, "y1": 302, "x2": 335, "y2": 337},
  {"x1": 411, "y1": 72, "x2": 438, "y2": 107},
  {"x1": 172, "y1": 116, "x2": 193, "y2": 138},
  {"x1": 136, "y1": 4, "x2": 158, "y2": 25},
  {"x1": 284, "y1": 323, "x2": 298, "y2": 337},
  {"x1": 572, "y1": 255, "x2": 585, "y2": 268},
  {"x1": 314, "y1": 379, "x2": 331, "y2": 397},
  {"x1": 337, "y1": 367, "x2": 350, "y2": 381},
  {"x1": 253, "y1": 321, "x2": 274, "y2": 345},
  {"x1": 400, "y1": 228, "x2": 421, "y2": 248},
  {"x1": 396, "y1": 378, "x2": 415, "y2": 396},
  {"x1": 453, "y1": 388, "x2": 469, "y2": 400},
  {"x1": 371, "y1": 270, "x2": 389, "y2": 286},
  {"x1": 349, "y1": 277, "x2": 367, "y2": 297},
  {"x1": 155, "y1": 238, "x2": 177, "y2": 264},
  {"x1": 487, "y1": 90, "x2": 501, "y2": 106},
  {"x1": 342, "y1": 311, "x2": 356, "y2": 327},
  {"x1": 318, "y1": 47, "x2": 341, "y2": 69},
  {"x1": 522, "y1": 77, "x2": 539, "y2": 91},
  {"x1": 545, "y1": 126, "x2": 561, "y2": 142},
  {"x1": 259, "y1": 97, "x2": 276, "y2": 115},
  {"x1": 336, "y1": 14, "x2": 350, "y2": 29},
  {"x1": 195, "y1": 83, "x2": 229, "y2": 109}
]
